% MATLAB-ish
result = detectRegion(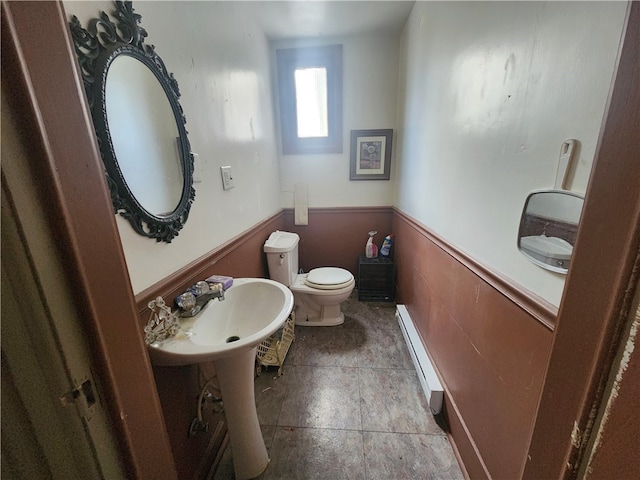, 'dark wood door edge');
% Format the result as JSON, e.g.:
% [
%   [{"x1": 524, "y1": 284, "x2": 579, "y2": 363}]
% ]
[
  {"x1": 2, "y1": 1, "x2": 178, "y2": 477},
  {"x1": 523, "y1": 3, "x2": 640, "y2": 478}
]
